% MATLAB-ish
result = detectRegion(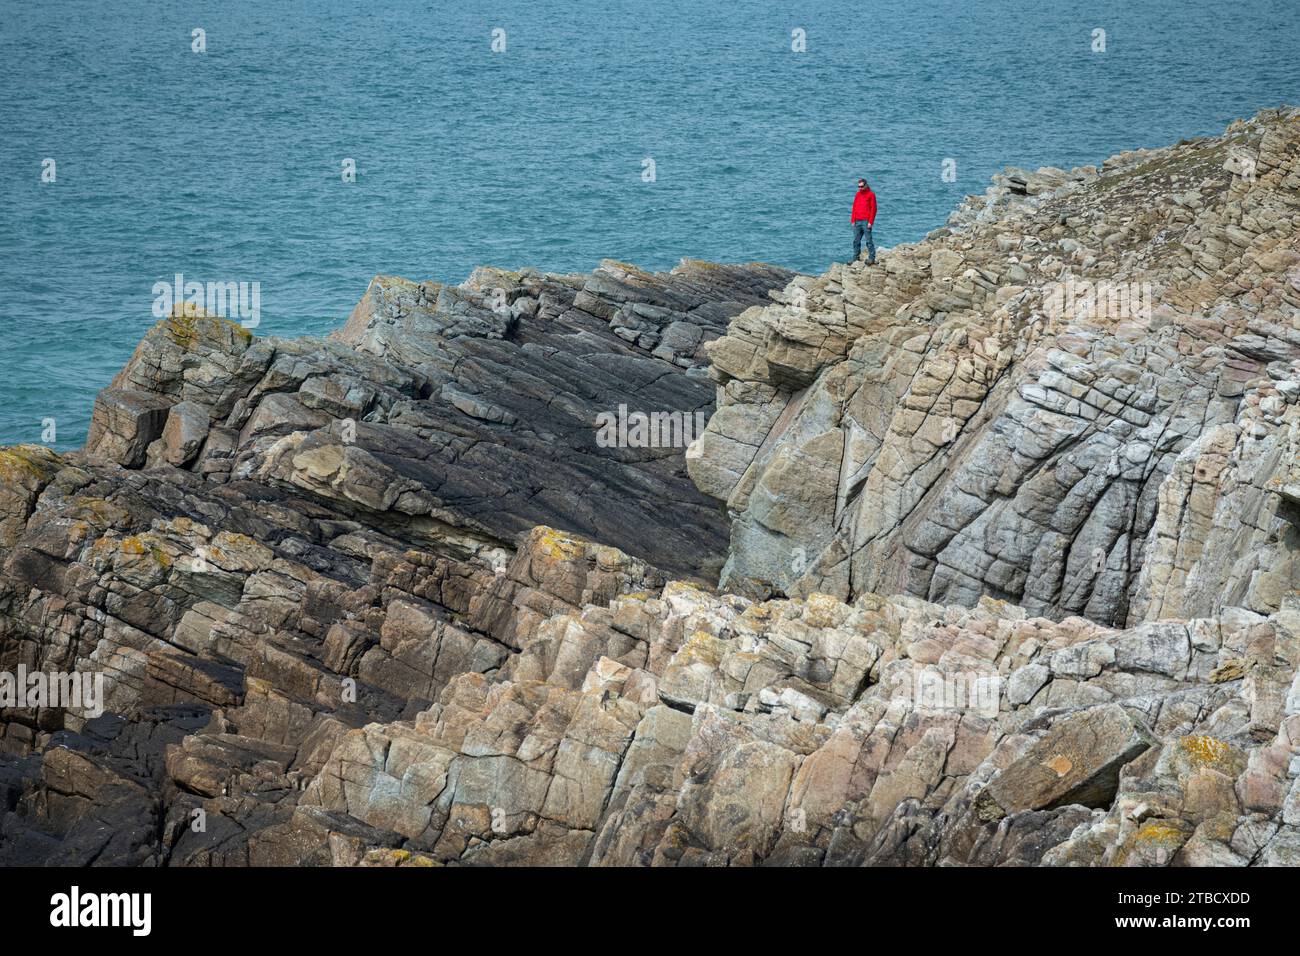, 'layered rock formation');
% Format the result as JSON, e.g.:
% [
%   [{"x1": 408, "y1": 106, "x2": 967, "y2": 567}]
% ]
[
  {"x1": 2, "y1": 109, "x2": 1299, "y2": 867},
  {"x1": 85, "y1": 259, "x2": 794, "y2": 583},
  {"x1": 691, "y1": 109, "x2": 1300, "y2": 629}
]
